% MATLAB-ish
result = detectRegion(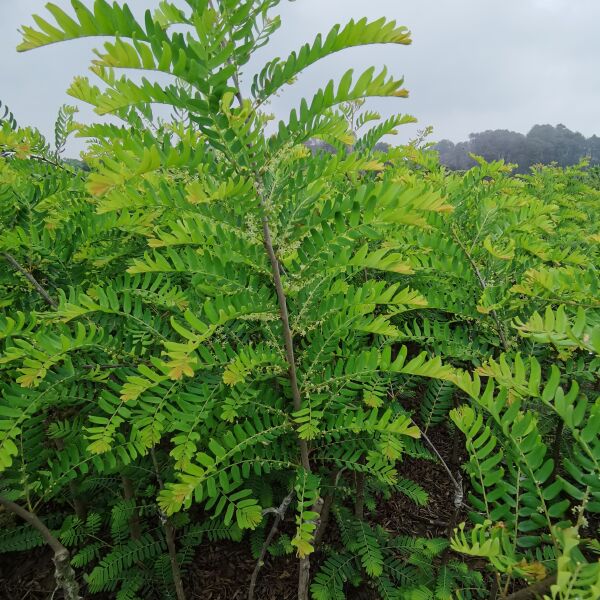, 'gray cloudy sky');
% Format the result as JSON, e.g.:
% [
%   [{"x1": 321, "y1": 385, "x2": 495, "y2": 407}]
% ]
[{"x1": 1, "y1": 0, "x2": 598, "y2": 155}]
